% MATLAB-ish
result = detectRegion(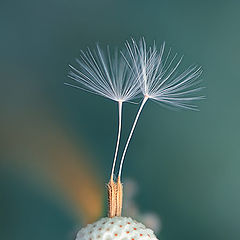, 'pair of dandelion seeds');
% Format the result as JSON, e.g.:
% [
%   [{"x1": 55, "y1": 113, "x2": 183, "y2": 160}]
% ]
[{"x1": 66, "y1": 38, "x2": 204, "y2": 220}]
